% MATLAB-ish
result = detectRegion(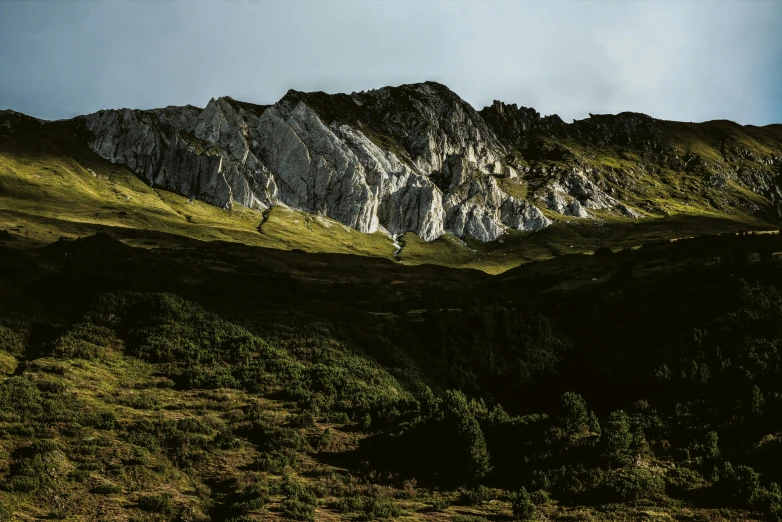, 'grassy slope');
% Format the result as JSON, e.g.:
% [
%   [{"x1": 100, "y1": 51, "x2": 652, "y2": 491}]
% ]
[
  {"x1": 0, "y1": 120, "x2": 395, "y2": 260},
  {"x1": 398, "y1": 213, "x2": 774, "y2": 274}
]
